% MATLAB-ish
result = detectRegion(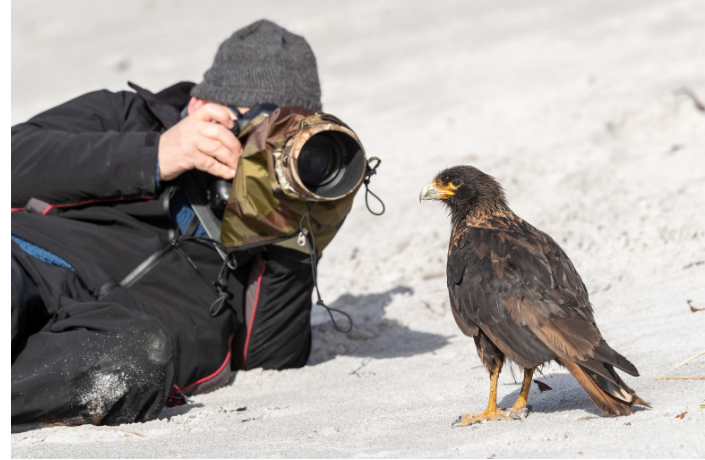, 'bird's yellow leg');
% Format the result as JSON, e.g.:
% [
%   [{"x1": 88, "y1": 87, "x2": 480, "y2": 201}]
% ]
[
  {"x1": 507, "y1": 367, "x2": 534, "y2": 418},
  {"x1": 460, "y1": 363, "x2": 514, "y2": 426}
]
